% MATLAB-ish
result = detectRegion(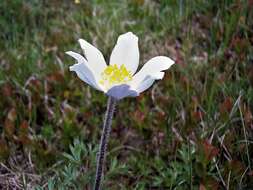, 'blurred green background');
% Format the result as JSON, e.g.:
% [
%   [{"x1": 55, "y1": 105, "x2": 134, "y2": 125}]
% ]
[{"x1": 0, "y1": 0, "x2": 253, "y2": 189}]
